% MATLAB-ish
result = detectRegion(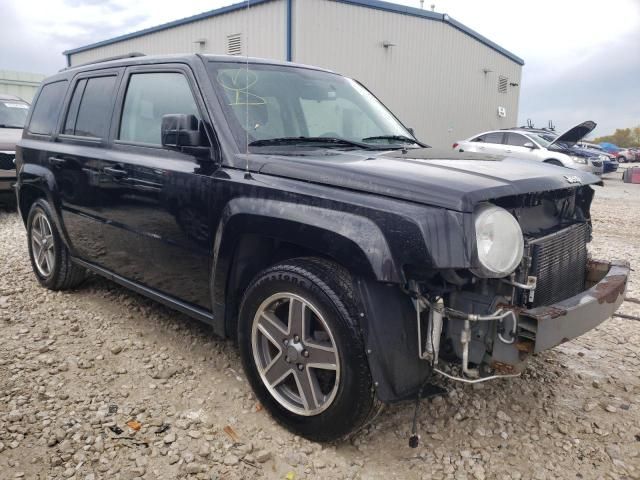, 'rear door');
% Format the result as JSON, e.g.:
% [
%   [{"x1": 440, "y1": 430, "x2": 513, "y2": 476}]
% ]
[
  {"x1": 53, "y1": 70, "x2": 122, "y2": 261},
  {"x1": 98, "y1": 64, "x2": 218, "y2": 309}
]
